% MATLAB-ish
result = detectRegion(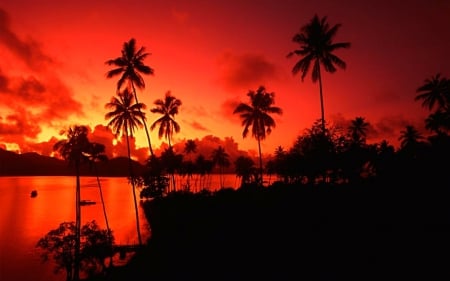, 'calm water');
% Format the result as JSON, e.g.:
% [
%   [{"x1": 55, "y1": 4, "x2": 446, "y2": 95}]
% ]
[
  {"x1": 0, "y1": 174, "x2": 244, "y2": 281},
  {"x1": 0, "y1": 176, "x2": 151, "y2": 281}
]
